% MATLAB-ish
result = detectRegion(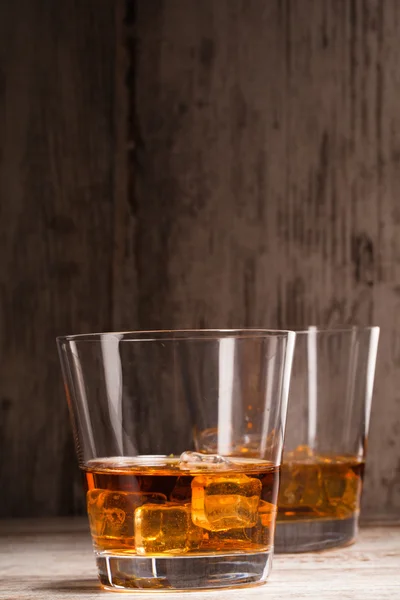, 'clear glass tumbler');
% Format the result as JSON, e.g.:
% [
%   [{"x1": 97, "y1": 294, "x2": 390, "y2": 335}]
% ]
[
  {"x1": 275, "y1": 326, "x2": 380, "y2": 553},
  {"x1": 57, "y1": 329, "x2": 295, "y2": 591}
]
